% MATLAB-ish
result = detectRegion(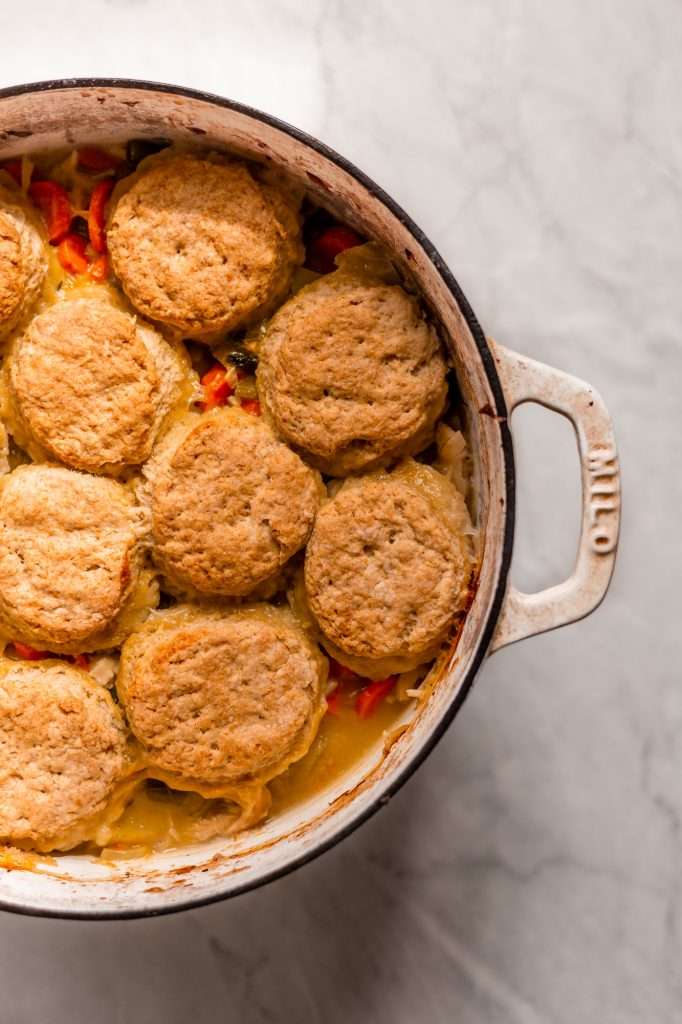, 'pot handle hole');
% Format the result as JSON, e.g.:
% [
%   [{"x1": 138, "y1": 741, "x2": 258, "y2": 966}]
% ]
[{"x1": 487, "y1": 341, "x2": 620, "y2": 653}]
